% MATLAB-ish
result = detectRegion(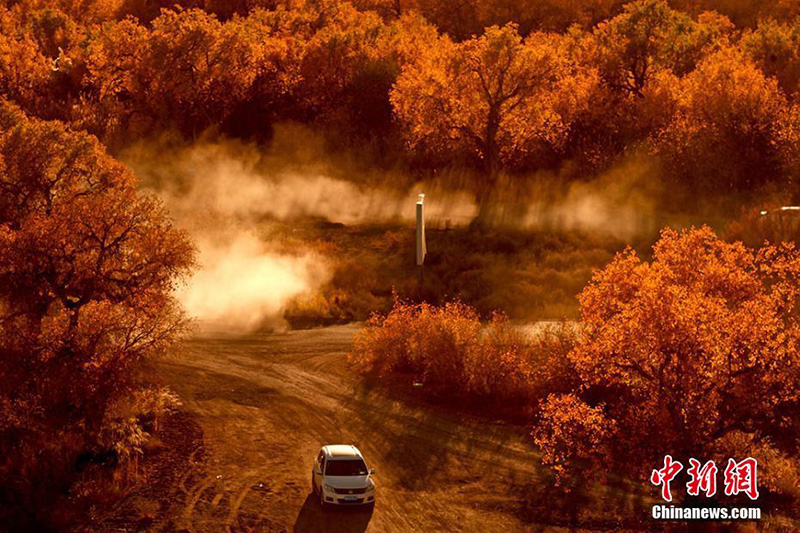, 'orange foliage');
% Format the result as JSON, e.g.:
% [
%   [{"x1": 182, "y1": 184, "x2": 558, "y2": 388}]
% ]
[
  {"x1": 533, "y1": 394, "x2": 616, "y2": 482},
  {"x1": 350, "y1": 298, "x2": 576, "y2": 409},
  {"x1": 0, "y1": 7, "x2": 52, "y2": 114},
  {"x1": 534, "y1": 227, "x2": 800, "y2": 492},
  {"x1": 391, "y1": 24, "x2": 578, "y2": 207},
  {"x1": 0, "y1": 103, "x2": 194, "y2": 516},
  {"x1": 741, "y1": 19, "x2": 800, "y2": 96},
  {"x1": 587, "y1": 0, "x2": 730, "y2": 96},
  {"x1": 1, "y1": 0, "x2": 800, "y2": 198},
  {"x1": 653, "y1": 47, "x2": 790, "y2": 194}
]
